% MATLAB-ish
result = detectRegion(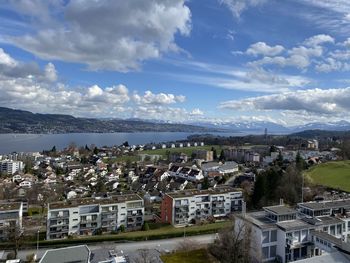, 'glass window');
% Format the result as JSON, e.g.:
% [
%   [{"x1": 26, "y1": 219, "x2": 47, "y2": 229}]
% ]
[
  {"x1": 262, "y1": 231, "x2": 270, "y2": 243},
  {"x1": 270, "y1": 245, "x2": 277, "y2": 258},
  {"x1": 301, "y1": 230, "x2": 308, "y2": 242},
  {"x1": 270, "y1": 230, "x2": 277, "y2": 242},
  {"x1": 337, "y1": 224, "x2": 342, "y2": 235},
  {"x1": 293, "y1": 231, "x2": 301, "y2": 243},
  {"x1": 330, "y1": 225, "x2": 336, "y2": 235},
  {"x1": 262, "y1": 247, "x2": 269, "y2": 259}
]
